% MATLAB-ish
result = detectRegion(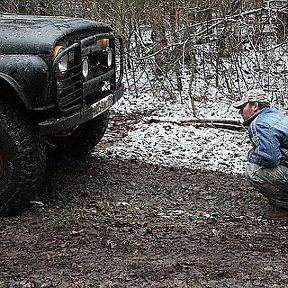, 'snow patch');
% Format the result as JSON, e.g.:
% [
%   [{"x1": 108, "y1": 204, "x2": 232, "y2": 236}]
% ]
[{"x1": 95, "y1": 92, "x2": 250, "y2": 174}]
